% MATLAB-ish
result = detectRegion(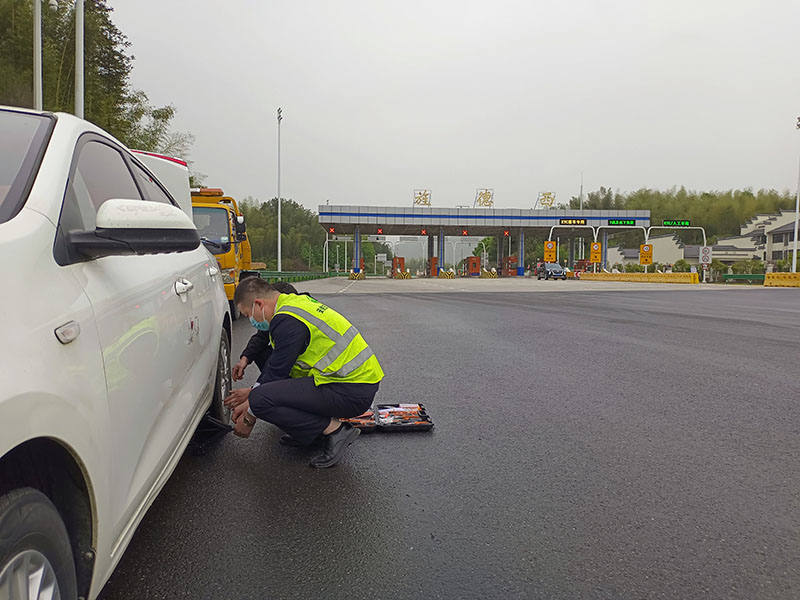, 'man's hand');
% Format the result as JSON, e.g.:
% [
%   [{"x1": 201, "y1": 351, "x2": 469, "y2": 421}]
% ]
[
  {"x1": 232, "y1": 400, "x2": 255, "y2": 438},
  {"x1": 224, "y1": 387, "x2": 251, "y2": 409},
  {"x1": 232, "y1": 356, "x2": 249, "y2": 381}
]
